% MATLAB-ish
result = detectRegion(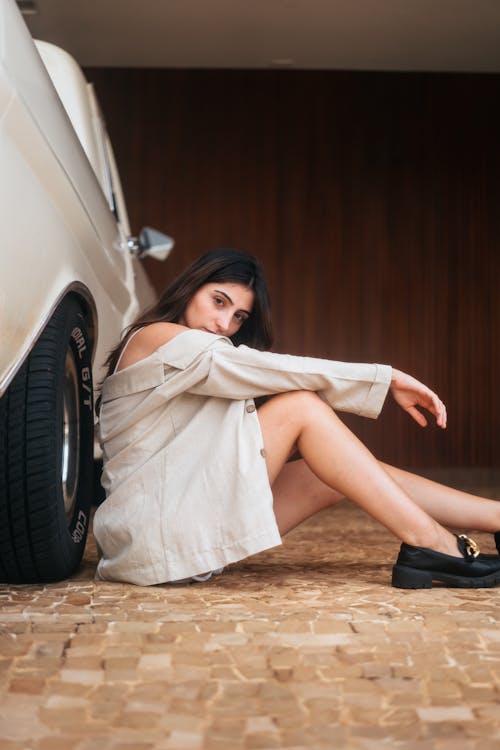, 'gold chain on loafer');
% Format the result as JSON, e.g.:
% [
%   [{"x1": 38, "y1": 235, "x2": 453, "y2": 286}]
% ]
[{"x1": 458, "y1": 534, "x2": 480, "y2": 558}]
